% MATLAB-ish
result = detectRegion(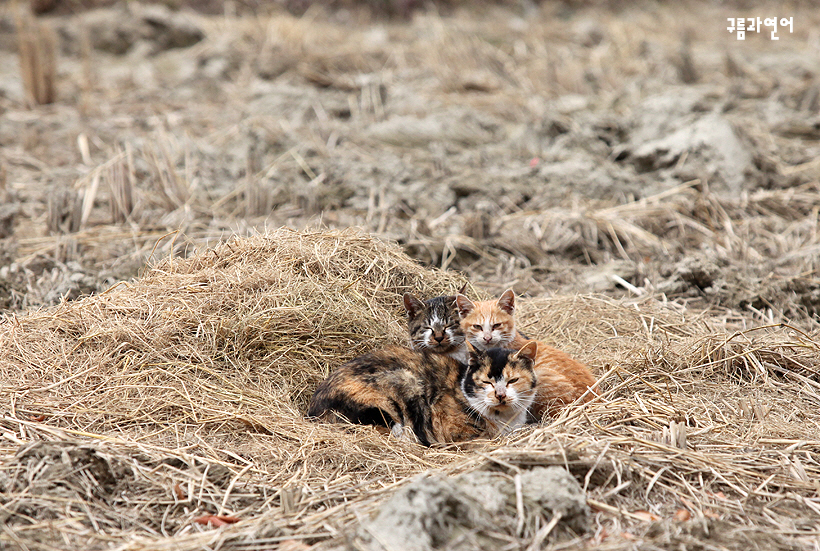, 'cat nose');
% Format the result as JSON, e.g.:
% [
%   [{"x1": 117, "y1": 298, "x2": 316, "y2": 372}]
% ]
[
  {"x1": 433, "y1": 333, "x2": 445, "y2": 343},
  {"x1": 483, "y1": 334, "x2": 493, "y2": 343}
]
